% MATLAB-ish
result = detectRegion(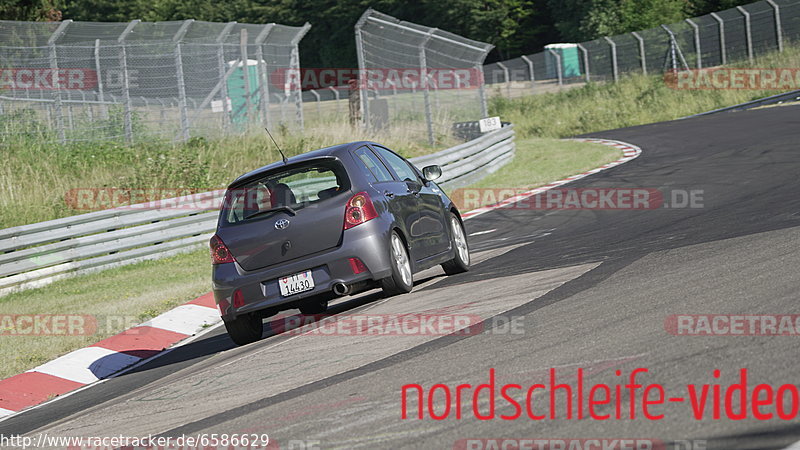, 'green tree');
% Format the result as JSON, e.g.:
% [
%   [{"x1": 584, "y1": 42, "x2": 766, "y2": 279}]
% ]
[{"x1": 0, "y1": 0, "x2": 63, "y2": 21}]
